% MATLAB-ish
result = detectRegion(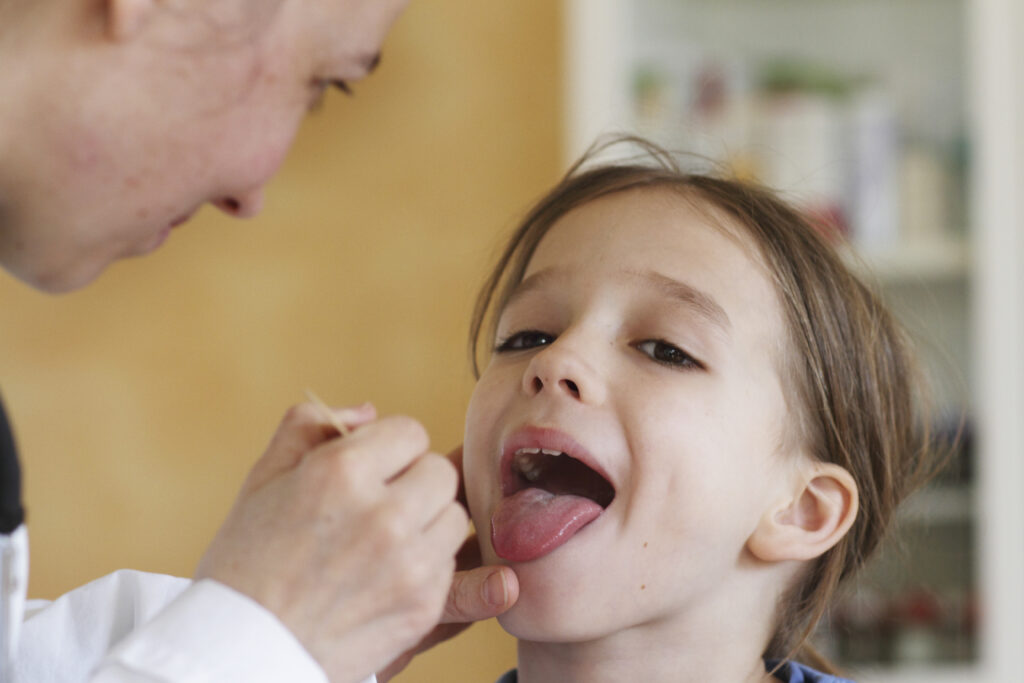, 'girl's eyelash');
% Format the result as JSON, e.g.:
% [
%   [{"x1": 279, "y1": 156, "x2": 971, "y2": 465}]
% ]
[
  {"x1": 494, "y1": 331, "x2": 702, "y2": 372},
  {"x1": 494, "y1": 329, "x2": 556, "y2": 353},
  {"x1": 634, "y1": 339, "x2": 704, "y2": 370}
]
